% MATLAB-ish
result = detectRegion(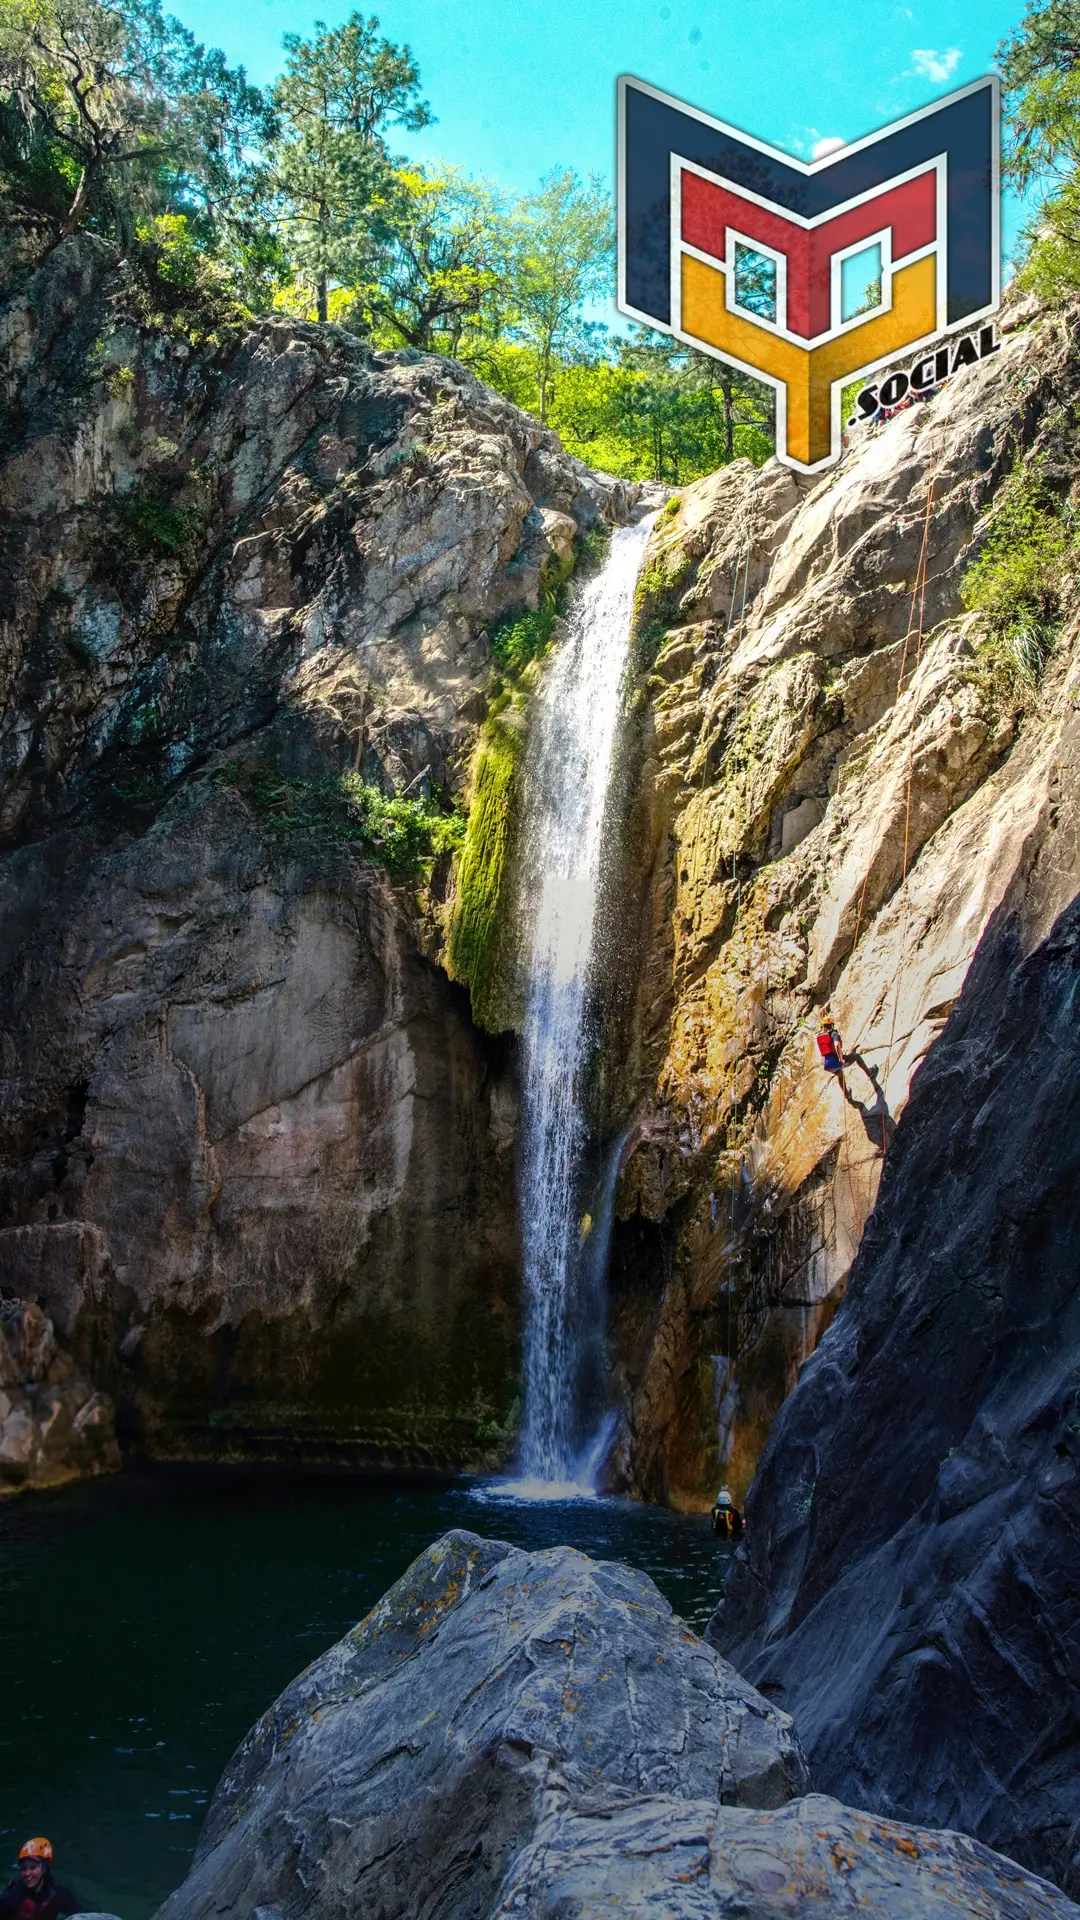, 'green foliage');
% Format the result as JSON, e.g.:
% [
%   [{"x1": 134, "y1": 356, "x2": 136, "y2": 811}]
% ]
[
  {"x1": 114, "y1": 480, "x2": 200, "y2": 560},
  {"x1": 508, "y1": 167, "x2": 611, "y2": 423},
  {"x1": 961, "y1": 456, "x2": 1076, "y2": 688},
  {"x1": 238, "y1": 768, "x2": 465, "y2": 876},
  {"x1": 266, "y1": 10, "x2": 430, "y2": 322},
  {"x1": 0, "y1": 0, "x2": 777, "y2": 476},
  {"x1": 998, "y1": 0, "x2": 1080, "y2": 191},
  {"x1": 445, "y1": 706, "x2": 523, "y2": 1028},
  {"x1": 536, "y1": 332, "x2": 772, "y2": 484},
  {"x1": 998, "y1": 4, "x2": 1080, "y2": 301},
  {"x1": 349, "y1": 163, "x2": 511, "y2": 350},
  {"x1": 486, "y1": 550, "x2": 574, "y2": 674},
  {"x1": 0, "y1": 0, "x2": 268, "y2": 245}
]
